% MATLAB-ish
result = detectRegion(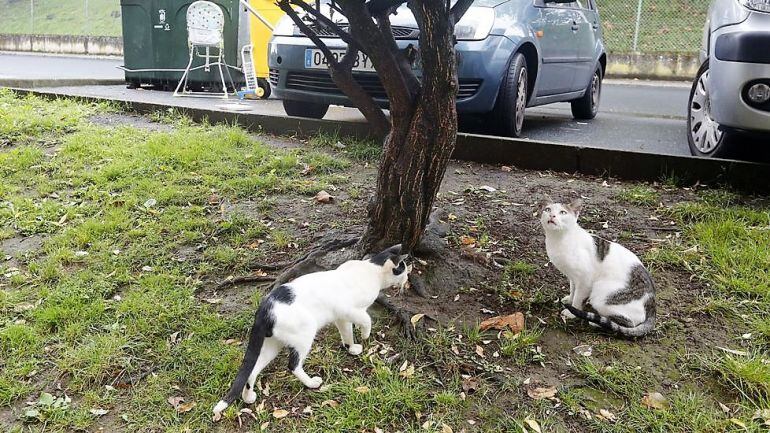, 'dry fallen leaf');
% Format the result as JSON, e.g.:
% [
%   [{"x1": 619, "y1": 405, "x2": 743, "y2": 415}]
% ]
[
  {"x1": 572, "y1": 344, "x2": 593, "y2": 357},
  {"x1": 460, "y1": 235, "x2": 477, "y2": 246},
  {"x1": 599, "y1": 409, "x2": 617, "y2": 422},
  {"x1": 641, "y1": 392, "x2": 668, "y2": 410},
  {"x1": 441, "y1": 423, "x2": 454, "y2": 433},
  {"x1": 314, "y1": 190, "x2": 334, "y2": 204},
  {"x1": 320, "y1": 400, "x2": 339, "y2": 408},
  {"x1": 462, "y1": 377, "x2": 479, "y2": 394},
  {"x1": 475, "y1": 345, "x2": 485, "y2": 357},
  {"x1": 272, "y1": 408, "x2": 289, "y2": 419},
  {"x1": 527, "y1": 386, "x2": 557, "y2": 400},
  {"x1": 399, "y1": 364, "x2": 415, "y2": 378},
  {"x1": 260, "y1": 421, "x2": 270, "y2": 431},
  {"x1": 501, "y1": 165, "x2": 513, "y2": 172},
  {"x1": 167, "y1": 396, "x2": 184, "y2": 409},
  {"x1": 177, "y1": 401, "x2": 196, "y2": 413},
  {"x1": 89, "y1": 408, "x2": 109, "y2": 417},
  {"x1": 479, "y1": 312, "x2": 525, "y2": 332},
  {"x1": 354, "y1": 386, "x2": 370, "y2": 394},
  {"x1": 523, "y1": 418, "x2": 542, "y2": 433},
  {"x1": 410, "y1": 313, "x2": 425, "y2": 329}
]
